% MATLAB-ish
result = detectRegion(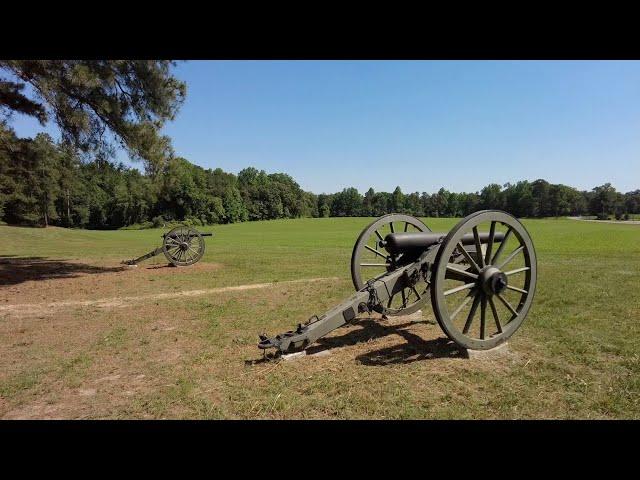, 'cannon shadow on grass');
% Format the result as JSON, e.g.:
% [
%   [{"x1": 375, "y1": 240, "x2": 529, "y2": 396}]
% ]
[
  {"x1": 307, "y1": 318, "x2": 467, "y2": 365},
  {"x1": 0, "y1": 255, "x2": 126, "y2": 286}
]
